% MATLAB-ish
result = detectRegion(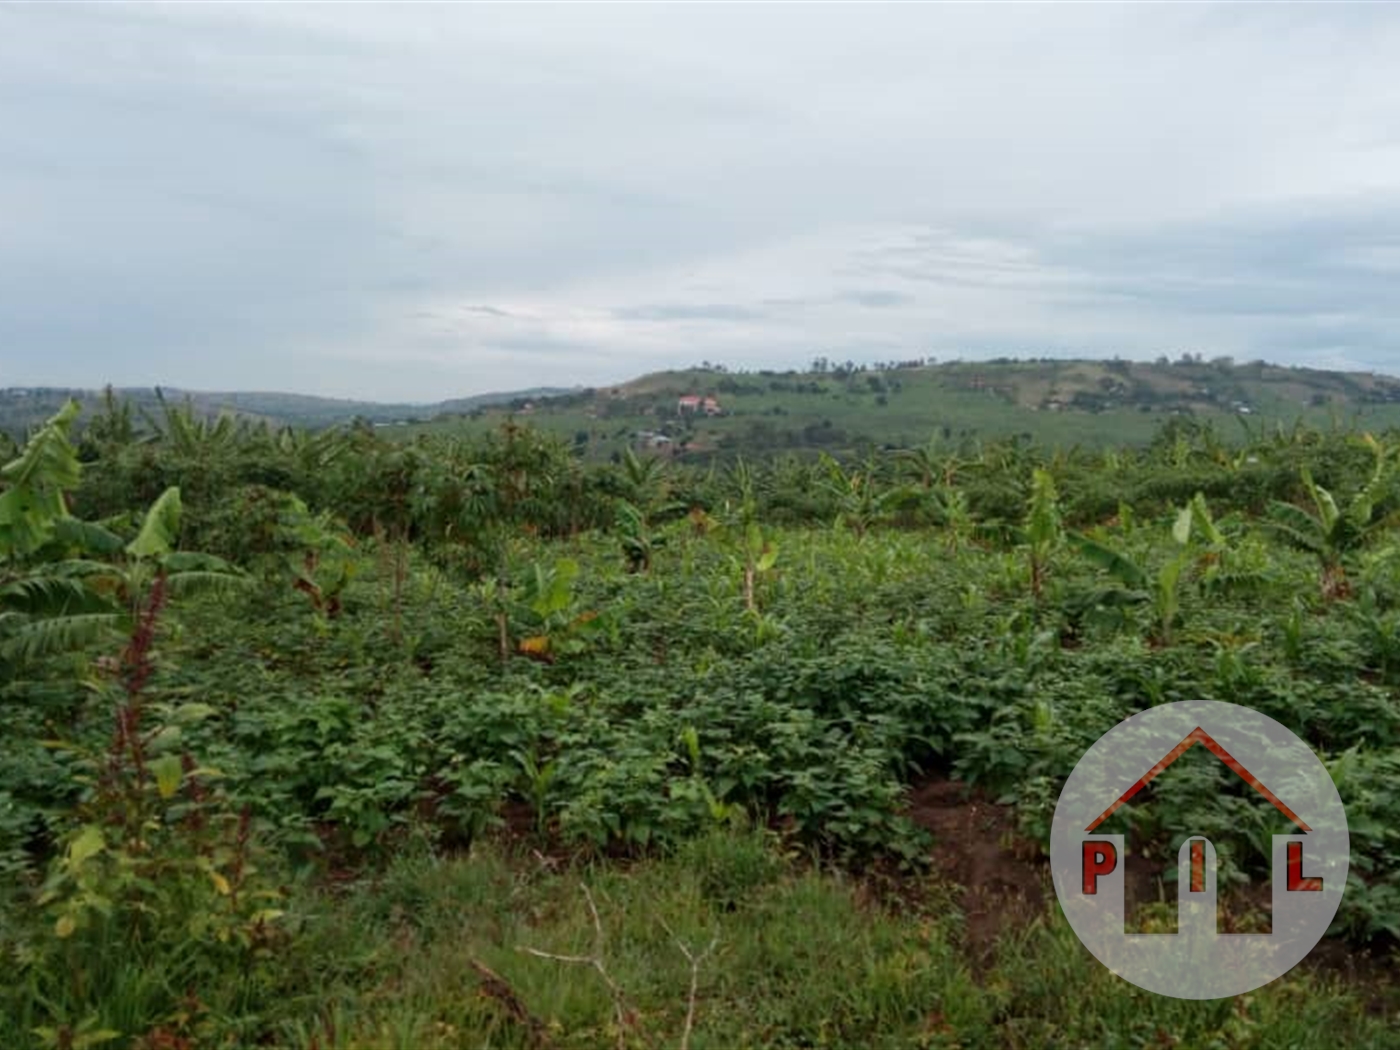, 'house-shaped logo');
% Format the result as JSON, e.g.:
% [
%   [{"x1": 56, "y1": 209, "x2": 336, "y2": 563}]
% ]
[
  {"x1": 1050, "y1": 701, "x2": 1348, "y2": 1000},
  {"x1": 1081, "y1": 726, "x2": 1322, "y2": 931}
]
